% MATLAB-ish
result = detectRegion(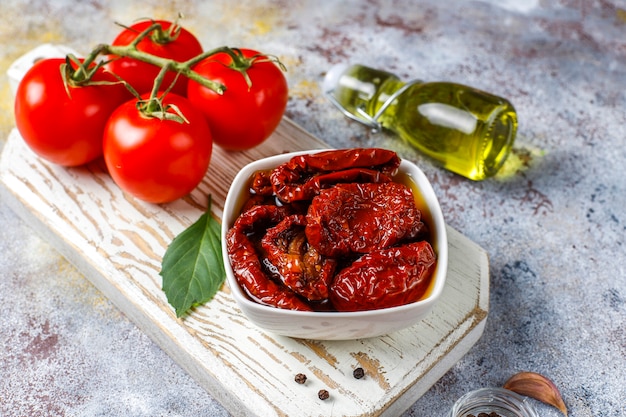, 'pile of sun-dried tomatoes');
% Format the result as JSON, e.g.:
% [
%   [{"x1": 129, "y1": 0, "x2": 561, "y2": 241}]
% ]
[{"x1": 226, "y1": 148, "x2": 437, "y2": 312}]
